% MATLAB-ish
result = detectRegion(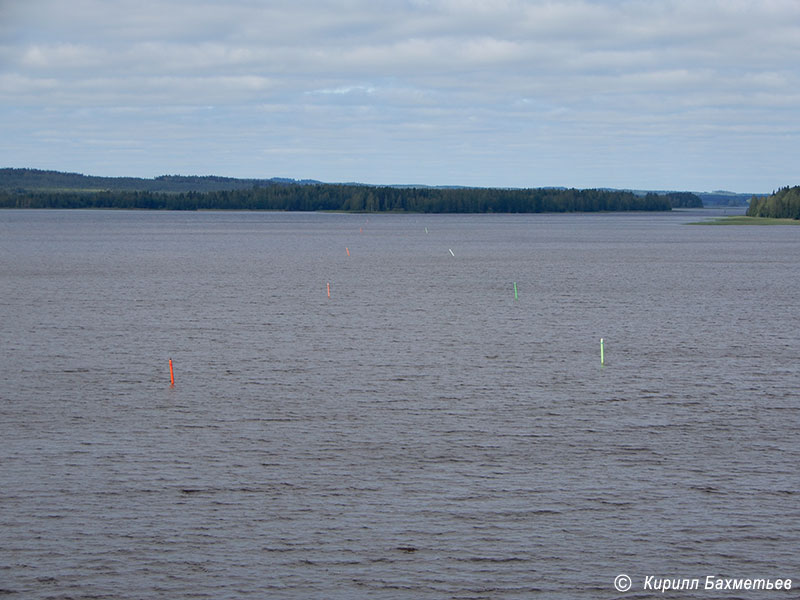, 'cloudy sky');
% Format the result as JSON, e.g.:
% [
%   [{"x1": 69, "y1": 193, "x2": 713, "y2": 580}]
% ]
[{"x1": 1, "y1": 0, "x2": 798, "y2": 191}]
